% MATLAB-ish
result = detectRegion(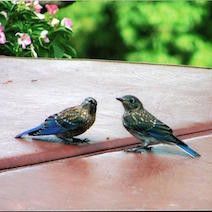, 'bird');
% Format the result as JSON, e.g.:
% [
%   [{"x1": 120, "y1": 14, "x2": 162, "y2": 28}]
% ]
[
  {"x1": 116, "y1": 95, "x2": 200, "y2": 158},
  {"x1": 15, "y1": 97, "x2": 97, "y2": 144}
]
